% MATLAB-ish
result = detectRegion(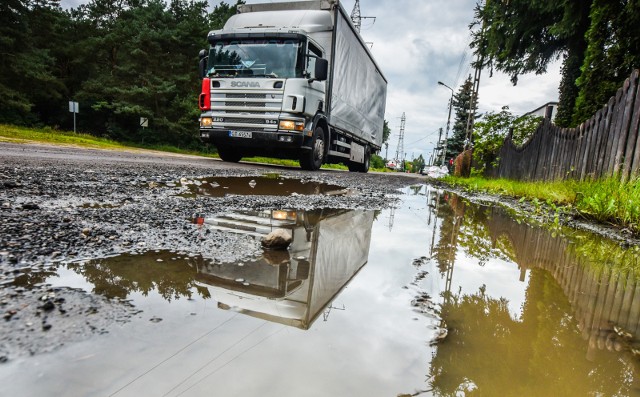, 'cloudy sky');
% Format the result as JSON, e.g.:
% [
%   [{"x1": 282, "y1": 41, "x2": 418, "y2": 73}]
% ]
[
  {"x1": 61, "y1": 0, "x2": 562, "y2": 161},
  {"x1": 331, "y1": 0, "x2": 561, "y2": 162}
]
